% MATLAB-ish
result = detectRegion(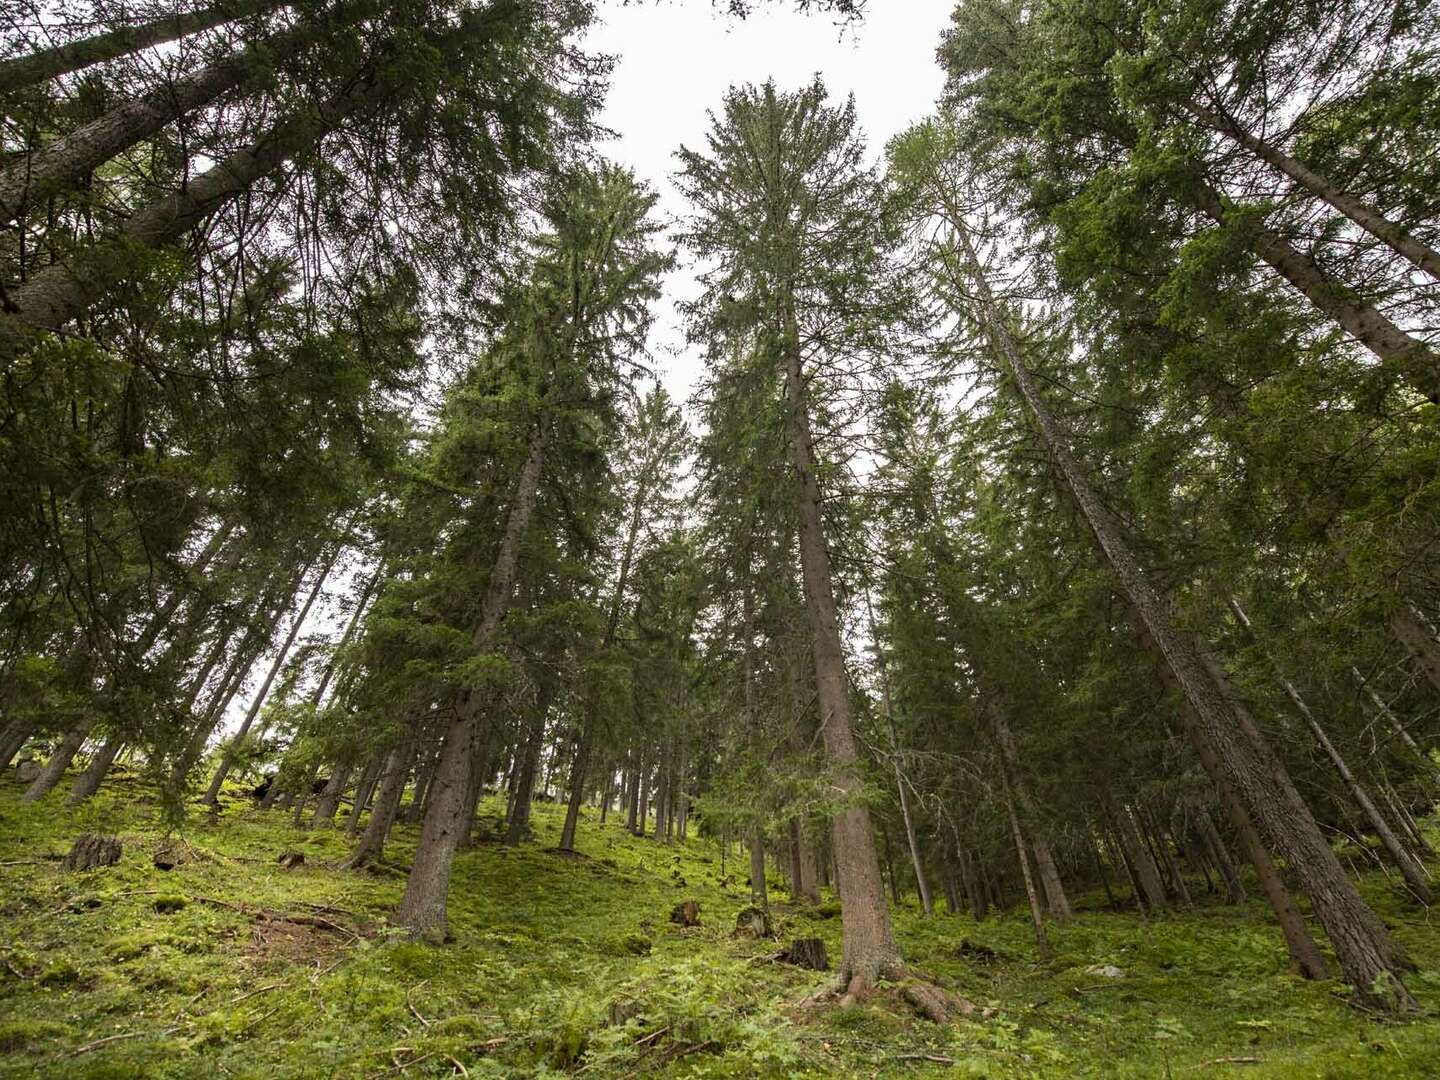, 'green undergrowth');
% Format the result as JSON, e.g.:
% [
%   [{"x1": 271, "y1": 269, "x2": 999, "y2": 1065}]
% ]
[{"x1": 1, "y1": 774, "x2": 1439, "y2": 1078}]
